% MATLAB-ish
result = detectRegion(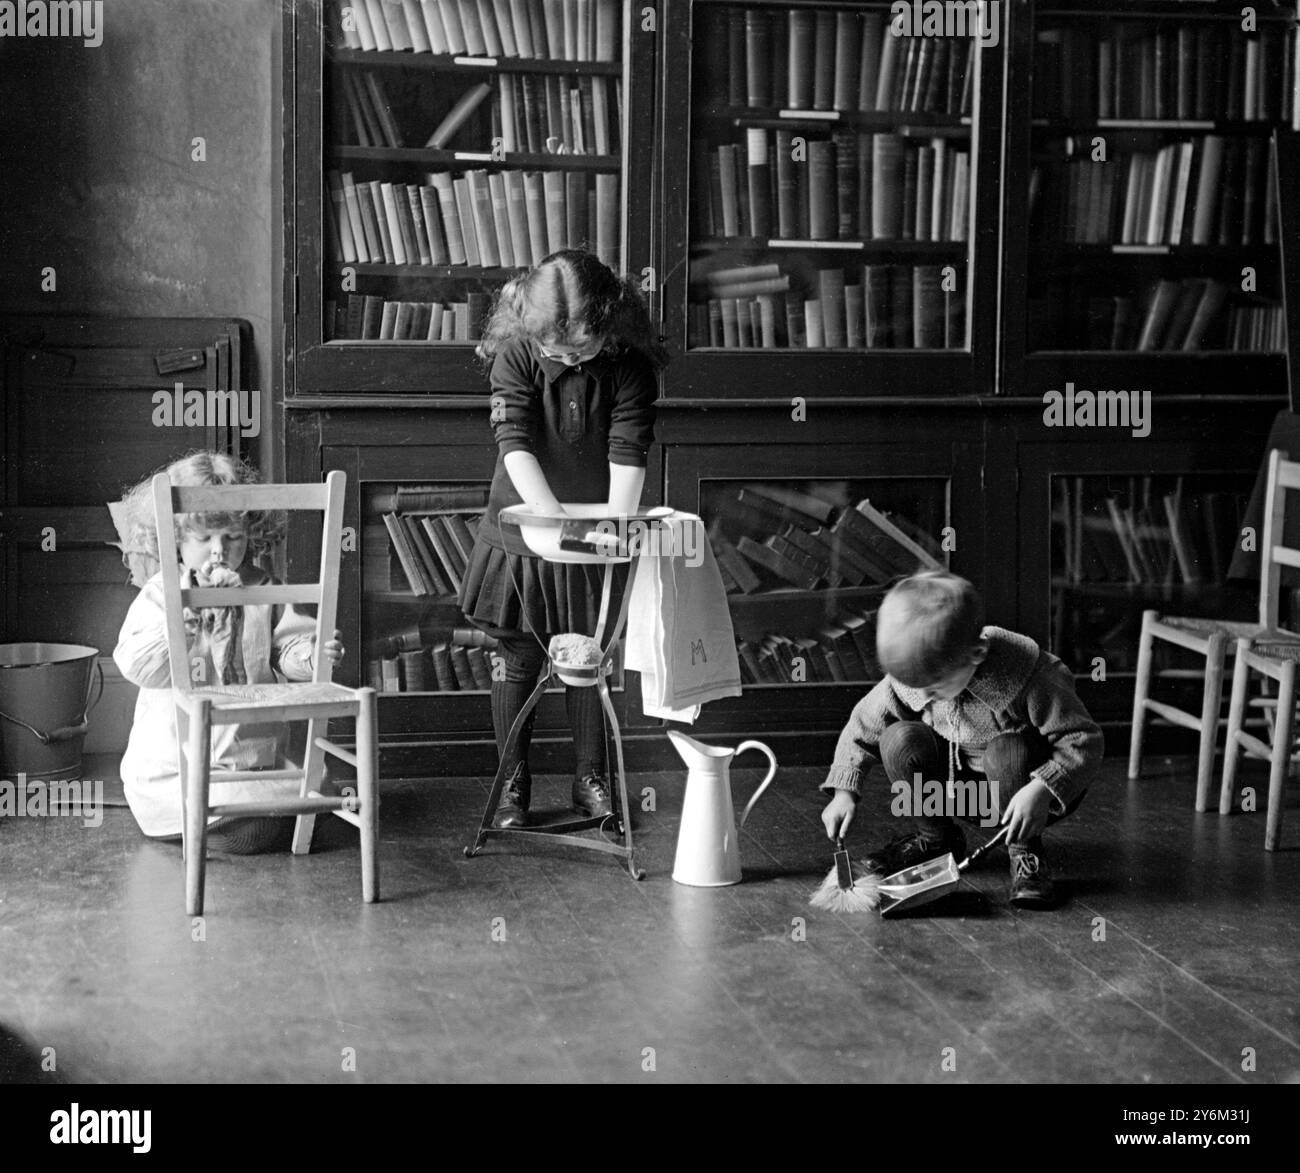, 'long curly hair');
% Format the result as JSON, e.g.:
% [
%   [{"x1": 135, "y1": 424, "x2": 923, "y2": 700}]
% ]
[
  {"x1": 118, "y1": 450, "x2": 286, "y2": 569},
  {"x1": 475, "y1": 249, "x2": 670, "y2": 370}
]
